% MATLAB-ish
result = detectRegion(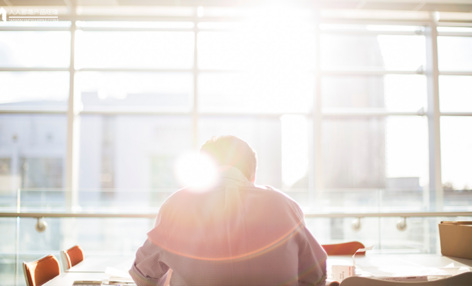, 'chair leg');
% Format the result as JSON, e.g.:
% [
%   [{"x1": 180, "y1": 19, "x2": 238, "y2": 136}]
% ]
[{"x1": 22, "y1": 262, "x2": 31, "y2": 286}]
